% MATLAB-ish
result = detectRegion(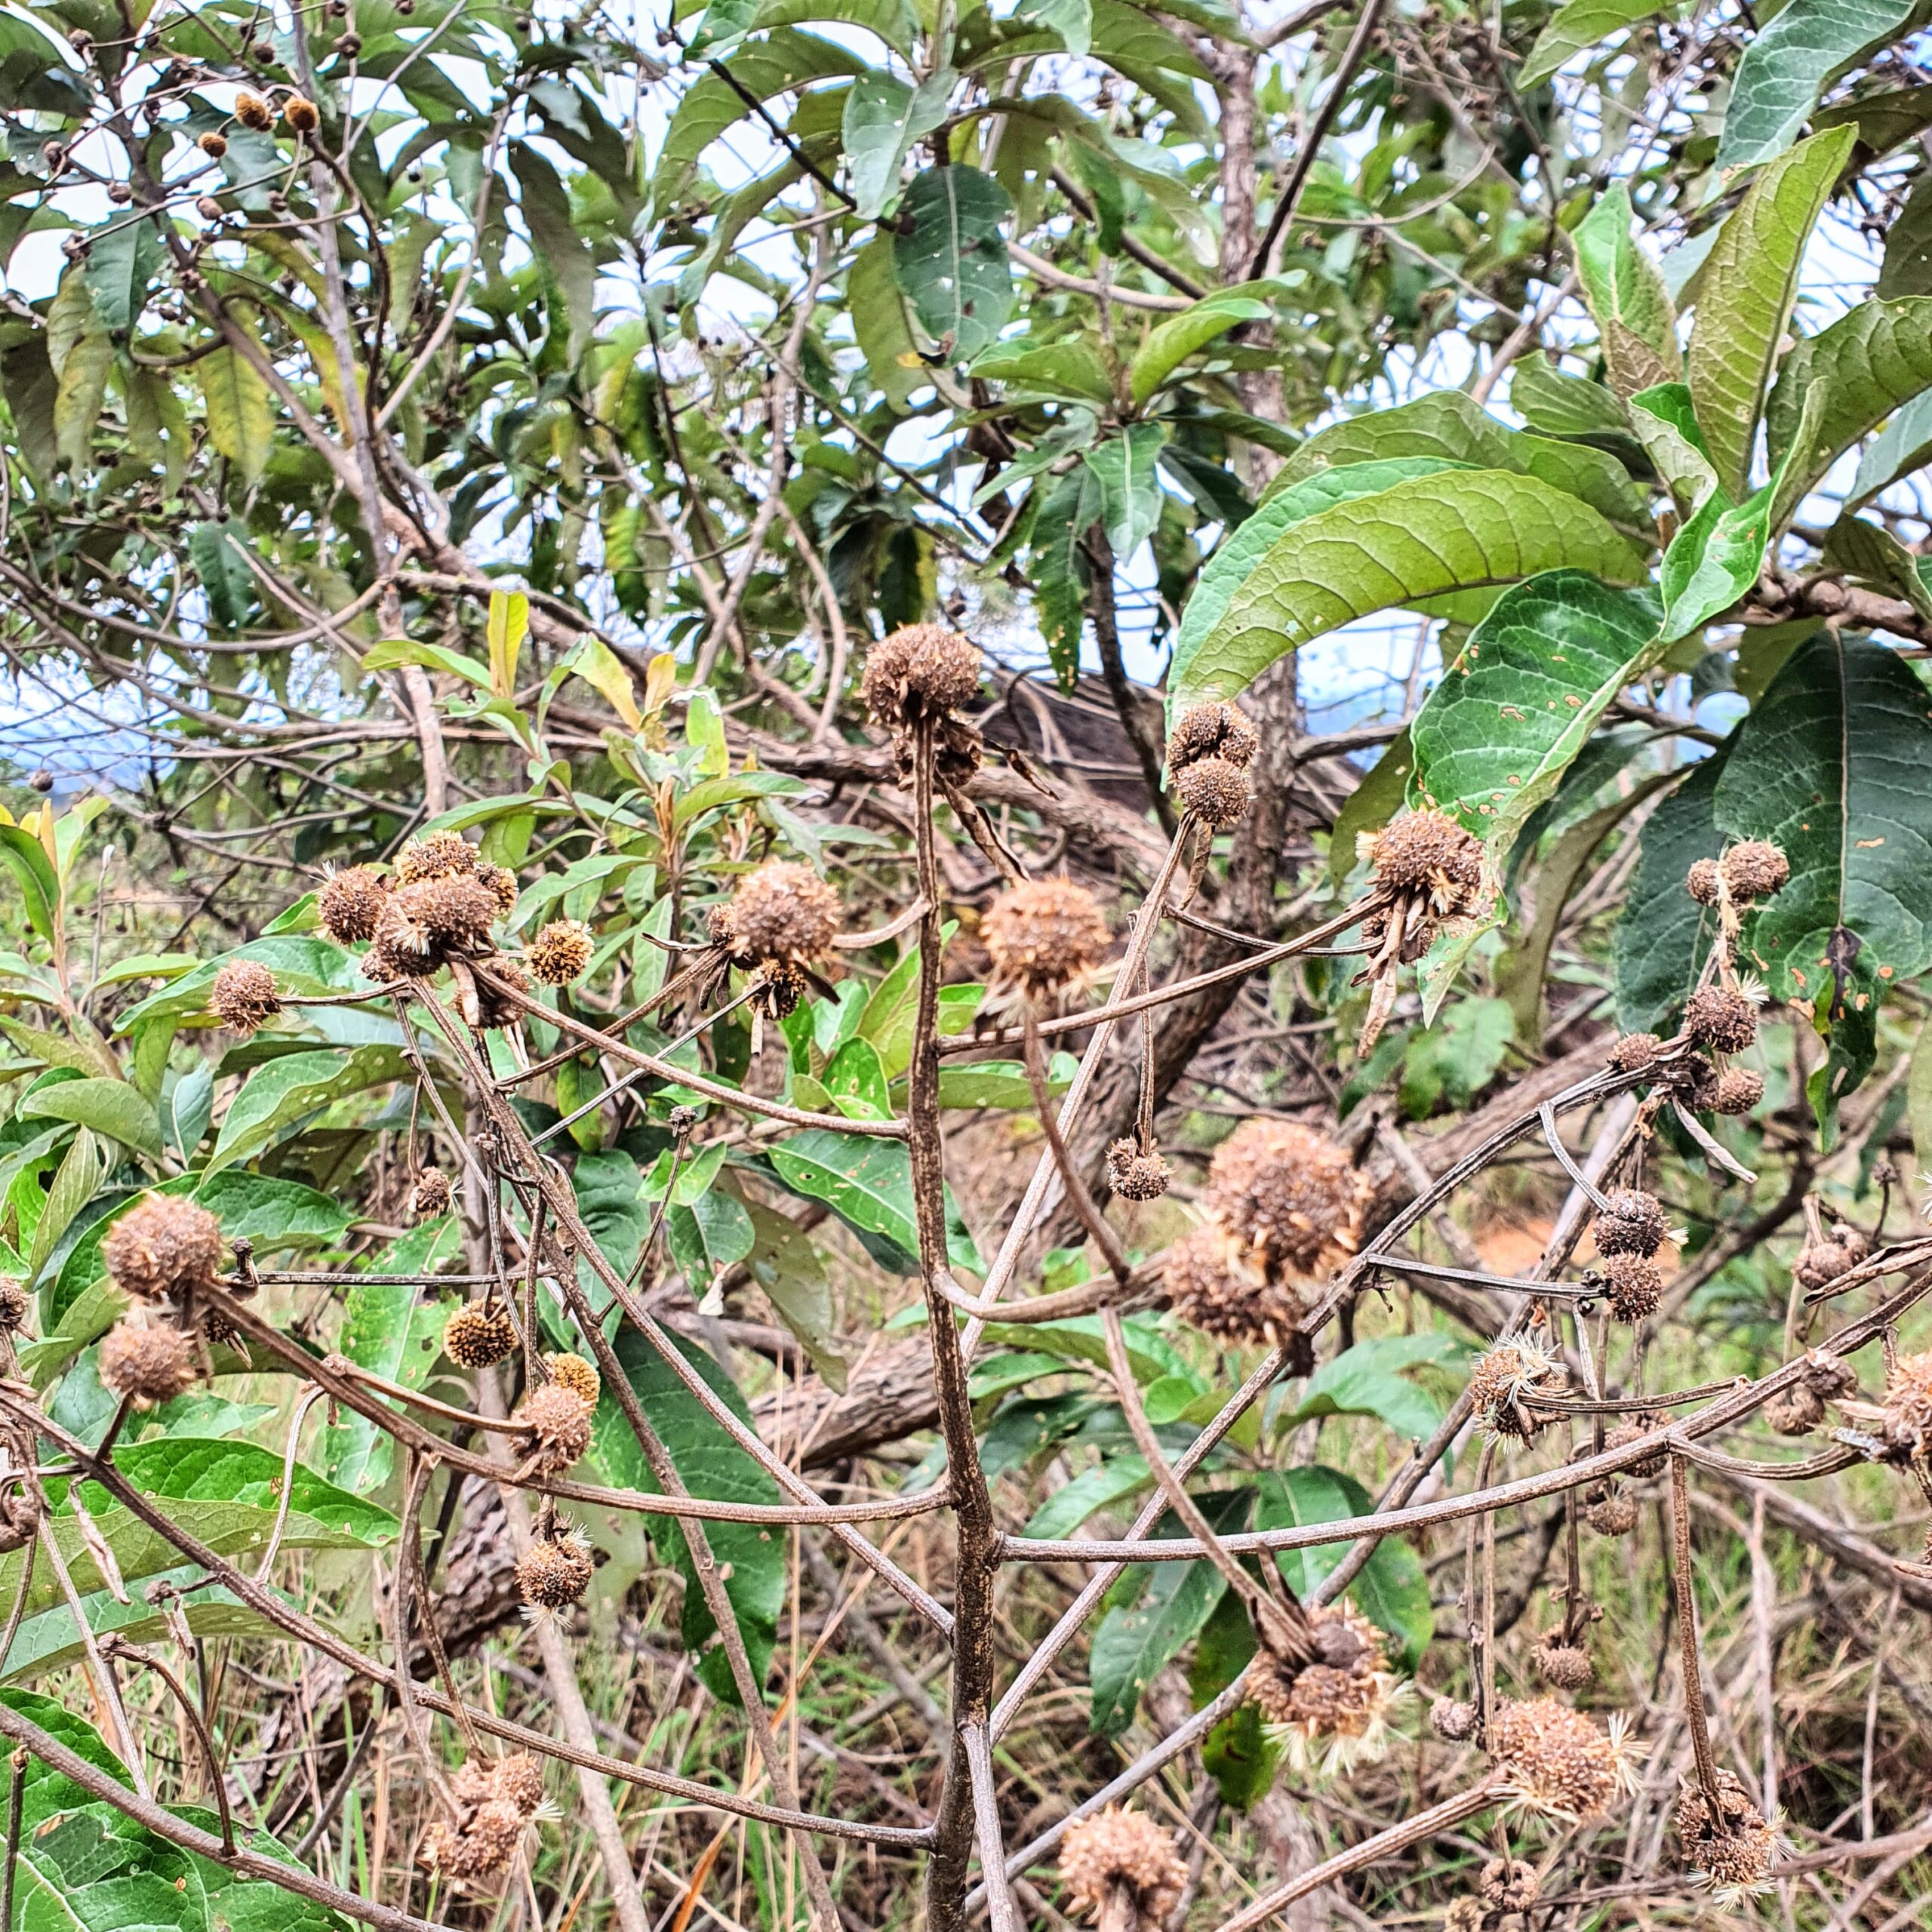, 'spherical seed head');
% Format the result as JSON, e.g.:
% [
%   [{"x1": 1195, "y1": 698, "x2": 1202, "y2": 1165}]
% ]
[
  {"x1": 1468, "y1": 1336, "x2": 1566, "y2": 1438},
  {"x1": 983, "y1": 878, "x2": 1110, "y2": 999},
  {"x1": 716, "y1": 862, "x2": 841, "y2": 968},
  {"x1": 1205, "y1": 1118, "x2": 1365, "y2": 1277},
  {"x1": 1675, "y1": 1770, "x2": 1777, "y2": 1897},
  {"x1": 450, "y1": 1756, "x2": 497, "y2": 1807},
  {"x1": 1606, "y1": 1417, "x2": 1666, "y2": 1478},
  {"x1": 1488, "y1": 1696, "x2": 1638, "y2": 1820},
  {"x1": 425, "y1": 1798, "x2": 522, "y2": 1882},
  {"x1": 527, "y1": 918, "x2": 593, "y2": 986},
  {"x1": 198, "y1": 131, "x2": 227, "y2": 156},
  {"x1": 98, "y1": 1319, "x2": 197, "y2": 1407},
  {"x1": 1106, "y1": 1139, "x2": 1171, "y2": 1202},
  {"x1": 1366, "y1": 808, "x2": 1484, "y2": 912},
  {"x1": 1478, "y1": 1859, "x2": 1539, "y2": 1912},
  {"x1": 396, "y1": 828, "x2": 475, "y2": 884},
  {"x1": 1251, "y1": 1604, "x2": 1402, "y2": 1773},
  {"x1": 1593, "y1": 1188, "x2": 1668, "y2": 1259},
  {"x1": 472, "y1": 957, "x2": 530, "y2": 1029},
  {"x1": 1686, "y1": 857, "x2": 1721, "y2": 906},
  {"x1": 1607, "y1": 1031, "x2": 1663, "y2": 1074},
  {"x1": 104, "y1": 1195, "x2": 224, "y2": 1303},
  {"x1": 1534, "y1": 1635, "x2": 1594, "y2": 1690},
  {"x1": 545, "y1": 1352, "x2": 600, "y2": 1404},
  {"x1": 1164, "y1": 1223, "x2": 1305, "y2": 1348},
  {"x1": 514, "y1": 1383, "x2": 593, "y2": 1473},
  {"x1": 860, "y1": 624, "x2": 983, "y2": 727},
  {"x1": 409, "y1": 871, "x2": 500, "y2": 950},
  {"x1": 1057, "y1": 1808, "x2": 1187, "y2": 1924},
  {"x1": 1882, "y1": 1349, "x2": 1932, "y2": 1456},
  {"x1": 413, "y1": 1169, "x2": 452, "y2": 1220},
  {"x1": 1764, "y1": 1385, "x2": 1823, "y2": 1436},
  {"x1": 0, "y1": 1277, "x2": 25, "y2": 1334},
  {"x1": 319, "y1": 865, "x2": 386, "y2": 943},
  {"x1": 1684, "y1": 985, "x2": 1758, "y2": 1054},
  {"x1": 516, "y1": 1531, "x2": 593, "y2": 1610},
  {"x1": 235, "y1": 91, "x2": 273, "y2": 130},
  {"x1": 1721, "y1": 840, "x2": 1789, "y2": 903},
  {"x1": 211, "y1": 958, "x2": 281, "y2": 1033},
  {"x1": 1585, "y1": 1489, "x2": 1638, "y2": 1537},
  {"x1": 1174, "y1": 755, "x2": 1251, "y2": 829},
  {"x1": 1713, "y1": 1068, "x2": 1764, "y2": 1115},
  {"x1": 754, "y1": 961, "x2": 809, "y2": 1020},
  {"x1": 1167, "y1": 700, "x2": 1260, "y2": 775},
  {"x1": 1795, "y1": 1238, "x2": 1858, "y2": 1289},
  {"x1": 1602, "y1": 1253, "x2": 1662, "y2": 1323},
  {"x1": 1443, "y1": 1900, "x2": 1485, "y2": 1932},
  {"x1": 1430, "y1": 1694, "x2": 1478, "y2": 1742},
  {"x1": 477, "y1": 863, "x2": 519, "y2": 916},
  {"x1": 1800, "y1": 1351, "x2": 1859, "y2": 1401},
  {"x1": 489, "y1": 1754, "x2": 547, "y2": 1819},
  {"x1": 444, "y1": 1300, "x2": 516, "y2": 1369},
  {"x1": 284, "y1": 94, "x2": 319, "y2": 131}
]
